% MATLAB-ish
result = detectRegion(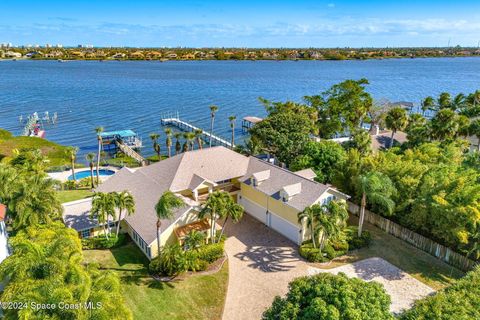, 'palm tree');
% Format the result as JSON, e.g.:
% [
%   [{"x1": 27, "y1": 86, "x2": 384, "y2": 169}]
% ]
[
  {"x1": 209, "y1": 105, "x2": 218, "y2": 147},
  {"x1": 316, "y1": 200, "x2": 349, "y2": 250},
  {"x1": 154, "y1": 191, "x2": 184, "y2": 256},
  {"x1": 164, "y1": 128, "x2": 173, "y2": 157},
  {"x1": 0, "y1": 163, "x2": 17, "y2": 204},
  {"x1": 183, "y1": 230, "x2": 206, "y2": 250},
  {"x1": 430, "y1": 109, "x2": 460, "y2": 141},
  {"x1": 470, "y1": 119, "x2": 480, "y2": 152},
  {"x1": 228, "y1": 115, "x2": 236, "y2": 149},
  {"x1": 452, "y1": 93, "x2": 466, "y2": 112},
  {"x1": 174, "y1": 132, "x2": 182, "y2": 155},
  {"x1": 65, "y1": 146, "x2": 79, "y2": 183},
  {"x1": 182, "y1": 133, "x2": 189, "y2": 152},
  {"x1": 298, "y1": 204, "x2": 321, "y2": 248},
  {"x1": 218, "y1": 194, "x2": 244, "y2": 240},
  {"x1": 350, "y1": 129, "x2": 371, "y2": 155},
  {"x1": 94, "y1": 127, "x2": 104, "y2": 185},
  {"x1": 198, "y1": 191, "x2": 228, "y2": 244},
  {"x1": 185, "y1": 132, "x2": 196, "y2": 150},
  {"x1": 86, "y1": 152, "x2": 96, "y2": 188},
  {"x1": 385, "y1": 107, "x2": 408, "y2": 148},
  {"x1": 113, "y1": 191, "x2": 135, "y2": 237},
  {"x1": 149, "y1": 133, "x2": 161, "y2": 160},
  {"x1": 438, "y1": 92, "x2": 452, "y2": 110},
  {"x1": 355, "y1": 172, "x2": 395, "y2": 237},
  {"x1": 194, "y1": 129, "x2": 204, "y2": 150},
  {"x1": 10, "y1": 174, "x2": 63, "y2": 230},
  {"x1": 421, "y1": 96, "x2": 435, "y2": 115},
  {"x1": 91, "y1": 192, "x2": 116, "y2": 239}
]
